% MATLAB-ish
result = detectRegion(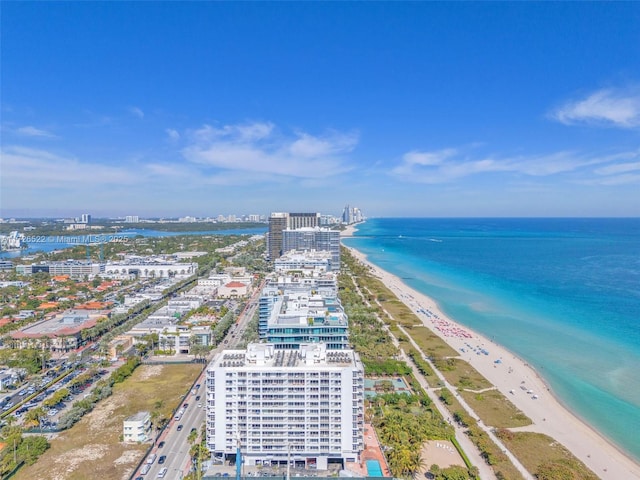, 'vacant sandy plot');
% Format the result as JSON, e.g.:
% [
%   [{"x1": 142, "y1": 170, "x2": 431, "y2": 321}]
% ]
[{"x1": 421, "y1": 440, "x2": 467, "y2": 471}]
